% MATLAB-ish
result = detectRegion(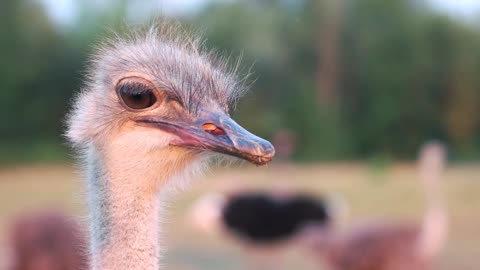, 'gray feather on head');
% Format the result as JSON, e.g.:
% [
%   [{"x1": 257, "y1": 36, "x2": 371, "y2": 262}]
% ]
[
  {"x1": 66, "y1": 21, "x2": 252, "y2": 147},
  {"x1": 89, "y1": 21, "x2": 250, "y2": 114},
  {"x1": 66, "y1": 20, "x2": 273, "y2": 168}
]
